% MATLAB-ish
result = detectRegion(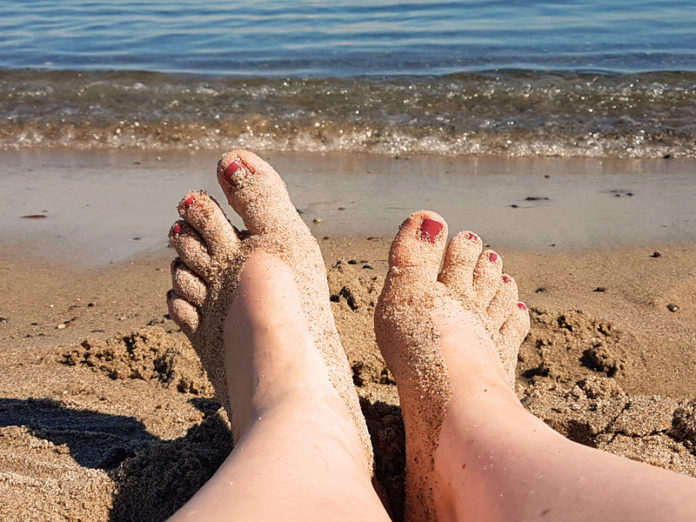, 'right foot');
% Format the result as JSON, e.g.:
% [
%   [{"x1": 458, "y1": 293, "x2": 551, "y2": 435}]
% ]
[
  {"x1": 166, "y1": 150, "x2": 373, "y2": 471},
  {"x1": 375, "y1": 211, "x2": 530, "y2": 521}
]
